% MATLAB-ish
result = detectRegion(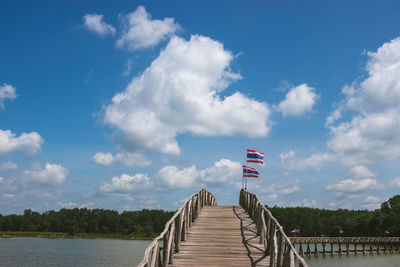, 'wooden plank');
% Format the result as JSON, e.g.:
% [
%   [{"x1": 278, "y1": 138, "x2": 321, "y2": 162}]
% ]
[{"x1": 169, "y1": 205, "x2": 270, "y2": 267}]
